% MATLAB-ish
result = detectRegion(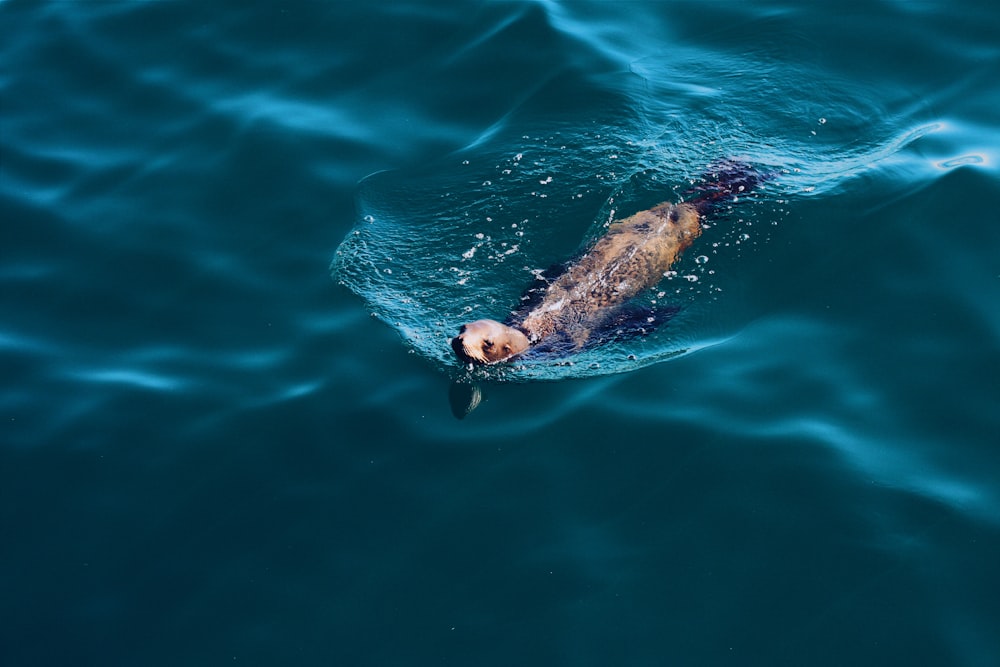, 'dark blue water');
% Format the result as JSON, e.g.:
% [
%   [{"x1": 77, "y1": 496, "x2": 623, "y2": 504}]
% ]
[{"x1": 3, "y1": 2, "x2": 999, "y2": 665}]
